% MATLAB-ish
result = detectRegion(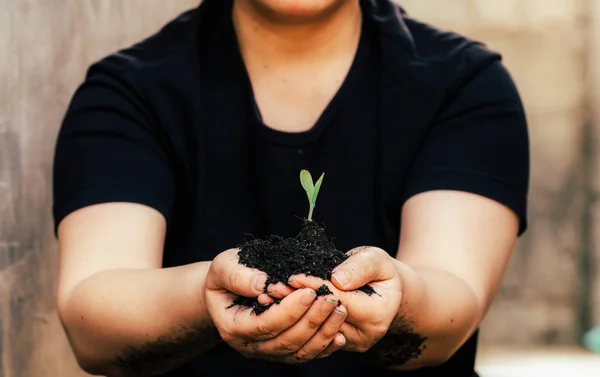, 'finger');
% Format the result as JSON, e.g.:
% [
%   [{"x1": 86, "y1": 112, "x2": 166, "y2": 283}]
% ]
[
  {"x1": 331, "y1": 247, "x2": 396, "y2": 290},
  {"x1": 257, "y1": 293, "x2": 275, "y2": 305},
  {"x1": 267, "y1": 282, "x2": 295, "y2": 299},
  {"x1": 338, "y1": 322, "x2": 367, "y2": 352},
  {"x1": 289, "y1": 275, "x2": 342, "y2": 297},
  {"x1": 208, "y1": 248, "x2": 268, "y2": 296},
  {"x1": 256, "y1": 295, "x2": 340, "y2": 355},
  {"x1": 316, "y1": 332, "x2": 347, "y2": 359},
  {"x1": 288, "y1": 275, "x2": 322, "y2": 290},
  {"x1": 293, "y1": 305, "x2": 347, "y2": 360},
  {"x1": 234, "y1": 288, "x2": 317, "y2": 341},
  {"x1": 289, "y1": 275, "x2": 376, "y2": 325}
]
